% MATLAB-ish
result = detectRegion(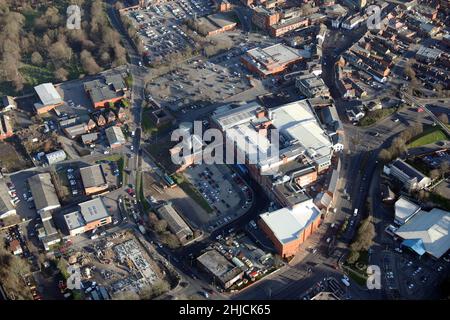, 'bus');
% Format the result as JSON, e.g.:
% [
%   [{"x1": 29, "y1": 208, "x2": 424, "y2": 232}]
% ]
[{"x1": 163, "y1": 174, "x2": 176, "y2": 188}]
